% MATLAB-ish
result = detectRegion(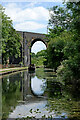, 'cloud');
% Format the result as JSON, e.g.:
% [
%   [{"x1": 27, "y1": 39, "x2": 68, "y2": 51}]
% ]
[
  {"x1": 4, "y1": 3, "x2": 21, "y2": 20},
  {"x1": 4, "y1": 3, "x2": 49, "y2": 23},
  {"x1": 4, "y1": 3, "x2": 49, "y2": 33},
  {"x1": 16, "y1": 7, "x2": 49, "y2": 22},
  {"x1": 15, "y1": 21, "x2": 46, "y2": 31}
]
